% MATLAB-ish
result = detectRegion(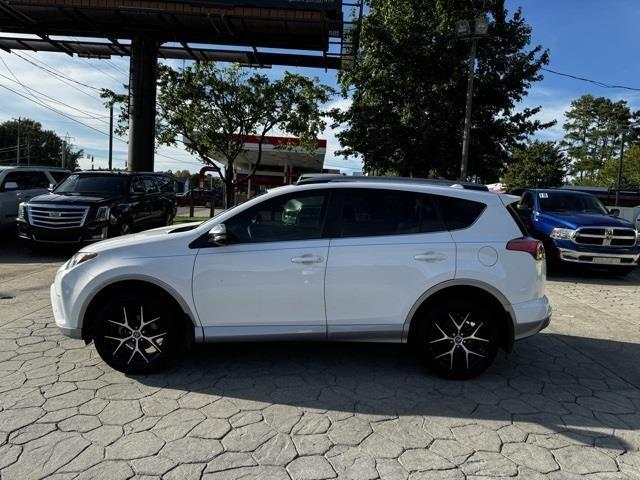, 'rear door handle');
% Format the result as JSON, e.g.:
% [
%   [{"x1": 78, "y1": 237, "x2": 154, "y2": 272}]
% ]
[
  {"x1": 291, "y1": 254, "x2": 324, "y2": 264},
  {"x1": 414, "y1": 252, "x2": 447, "y2": 262}
]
